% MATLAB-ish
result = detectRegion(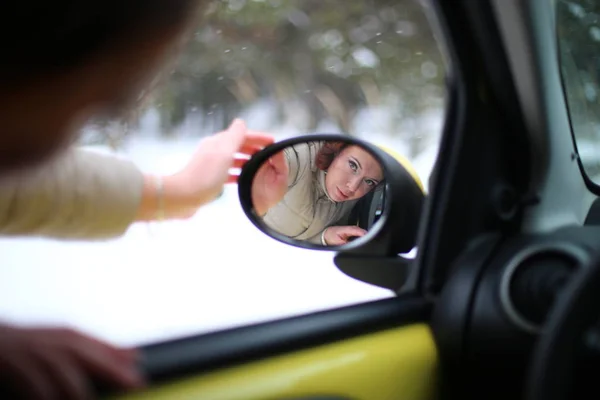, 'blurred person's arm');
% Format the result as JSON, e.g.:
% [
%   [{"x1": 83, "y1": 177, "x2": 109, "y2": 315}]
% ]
[
  {"x1": 0, "y1": 147, "x2": 149, "y2": 240},
  {"x1": 0, "y1": 120, "x2": 273, "y2": 240}
]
